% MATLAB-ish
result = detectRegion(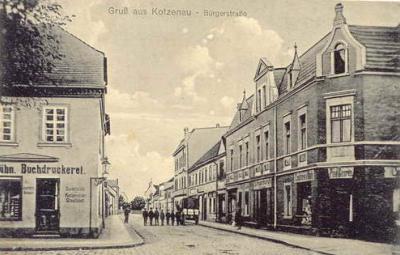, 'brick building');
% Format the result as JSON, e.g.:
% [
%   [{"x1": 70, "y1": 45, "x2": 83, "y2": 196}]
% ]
[{"x1": 224, "y1": 3, "x2": 400, "y2": 240}]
